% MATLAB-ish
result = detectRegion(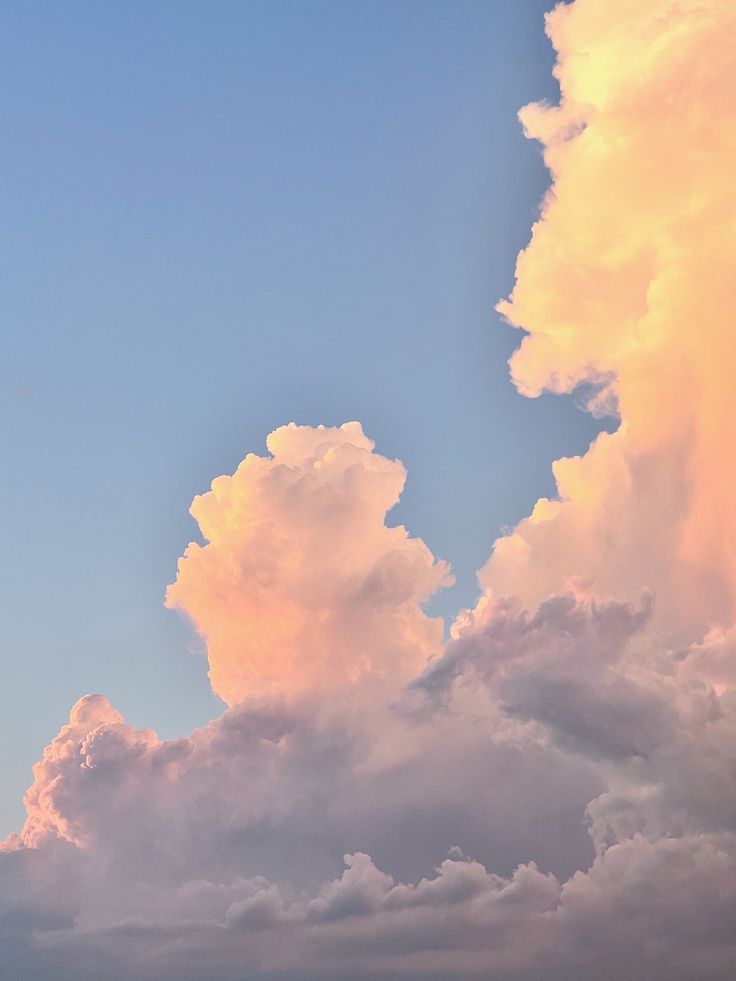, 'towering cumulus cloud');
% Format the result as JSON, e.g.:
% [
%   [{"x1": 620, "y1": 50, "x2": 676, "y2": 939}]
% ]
[
  {"x1": 3, "y1": 2, "x2": 736, "y2": 979},
  {"x1": 488, "y1": 0, "x2": 736, "y2": 639},
  {"x1": 166, "y1": 422, "x2": 450, "y2": 704}
]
